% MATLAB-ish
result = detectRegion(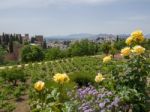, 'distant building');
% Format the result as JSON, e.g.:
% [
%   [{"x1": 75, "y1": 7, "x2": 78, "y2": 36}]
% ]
[
  {"x1": 35, "y1": 35, "x2": 43, "y2": 45},
  {"x1": 47, "y1": 40, "x2": 70, "y2": 50},
  {"x1": 22, "y1": 34, "x2": 29, "y2": 44},
  {"x1": 30, "y1": 35, "x2": 44, "y2": 46},
  {"x1": 31, "y1": 37, "x2": 36, "y2": 43},
  {"x1": 94, "y1": 36, "x2": 116, "y2": 43}
]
